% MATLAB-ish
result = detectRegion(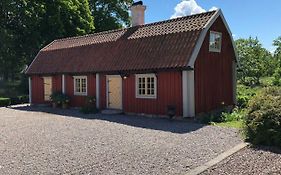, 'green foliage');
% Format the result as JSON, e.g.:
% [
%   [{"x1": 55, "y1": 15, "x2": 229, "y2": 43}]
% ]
[
  {"x1": 236, "y1": 37, "x2": 276, "y2": 86},
  {"x1": 89, "y1": 0, "x2": 133, "y2": 32},
  {"x1": 244, "y1": 87, "x2": 281, "y2": 147},
  {"x1": 0, "y1": 0, "x2": 94, "y2": 80},
  {"x1": 237, "y1": 84, "x2": 258, "y2": 108},
  {"x1": 10, "y1": 95, "x2": 29, "y2": 105},
  {"x1": 0, "y1": 98, "x2": 11, "y2": 107},
  {"x1": 80, "y1": 96, "x2": 97, "y2": 114},
  {"x1": 50, "y1": 92, "x2": 70, "y2": 105}
]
